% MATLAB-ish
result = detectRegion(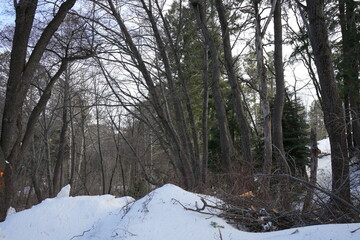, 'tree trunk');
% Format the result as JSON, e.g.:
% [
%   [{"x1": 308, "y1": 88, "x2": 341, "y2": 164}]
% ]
[
  {"x1": 107, "y1": 0, "x2": 196, "y2": 189},
  {"x1": 155, "y1": 1, "x2": 201, "y2": 185},
  {"x1": 214, "y1": 0, "x2": 253, "y2": 169},
  {"x1": 141, "y1": 0, "x2": 196, "y2": 188},
  {"x1": 53, "y1": 75, "x2": 70, "y2": 197},
  {"x1": 272, "y1": 0, "x2": 290, "y2": 208},
  {"x1": 191, "y1": 0, "x2": 236, "y2": 173},
  {"x1": 339, "y1": 0, "x2": 360, "y2": 153},
  {"x1": 306, "y1": 0, "x2": 351, "y2": 203},
  {"x1": 43, "y1": 113, "x2": 54, "y2": 197},
  {"x1": 0, "y1": 0, "x2": 77, "y2": 221},
  {"x1": 303, "y1": 128, "x2": 319, "y2": 212},
  {"x1": 254, "y1": 0, "x2": 273, "y2": 188},
  {"x1": 272, "y1": 0, "x2": 286, "y2": 173},
  {"x1": 201, "y1": 44, "x2": 209, "y2": 185},
  {"x1": 68, "y1": 107, "x2": 76, "y2": 188}
]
